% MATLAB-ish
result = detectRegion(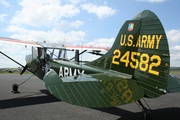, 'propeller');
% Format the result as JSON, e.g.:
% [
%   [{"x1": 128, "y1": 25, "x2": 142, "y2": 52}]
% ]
[{"x1": 20, "y1": 64, "x2": 28, "y2": 75}]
